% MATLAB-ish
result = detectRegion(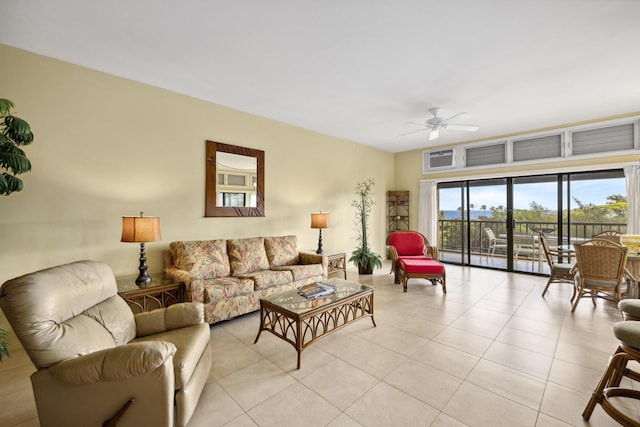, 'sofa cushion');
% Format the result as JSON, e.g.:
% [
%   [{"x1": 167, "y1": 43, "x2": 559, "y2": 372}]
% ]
[
  {"x1": 273, "y1": 264, "x2": 324, "y2": 281},
  {"x1": 264, "y1": 235, "x2": 300, "y2": 267},
  {"x1": 228, "y1": 237, "x2": 270, "y2": 275},
  {"x1": 240, "y1": 270, "x2": 293, "y2": 290},
  {"x1": 201, "y1": 277, "x2": 255, "y2": 303},
  {"x1": 170, "y1": 240, "x2": 230, "y2": 279}
]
